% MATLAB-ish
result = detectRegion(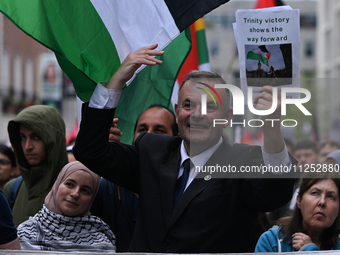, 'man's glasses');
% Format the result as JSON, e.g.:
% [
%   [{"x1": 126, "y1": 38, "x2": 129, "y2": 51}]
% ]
[{"x1": 0, "y1": 159, "x2": 11, "y2": 166}]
